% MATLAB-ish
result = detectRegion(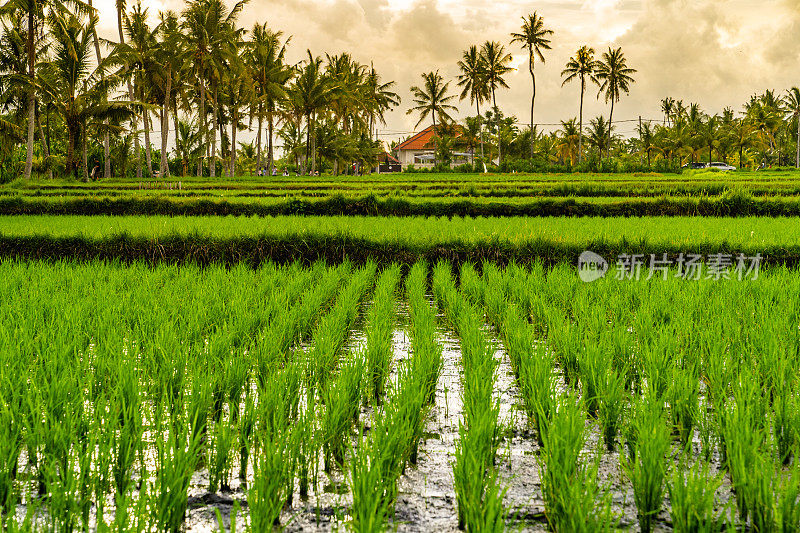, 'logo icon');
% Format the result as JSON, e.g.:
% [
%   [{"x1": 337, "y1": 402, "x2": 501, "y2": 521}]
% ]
[{"x1": 578, "y1": 251, "x2": 608, "y2": 283}]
